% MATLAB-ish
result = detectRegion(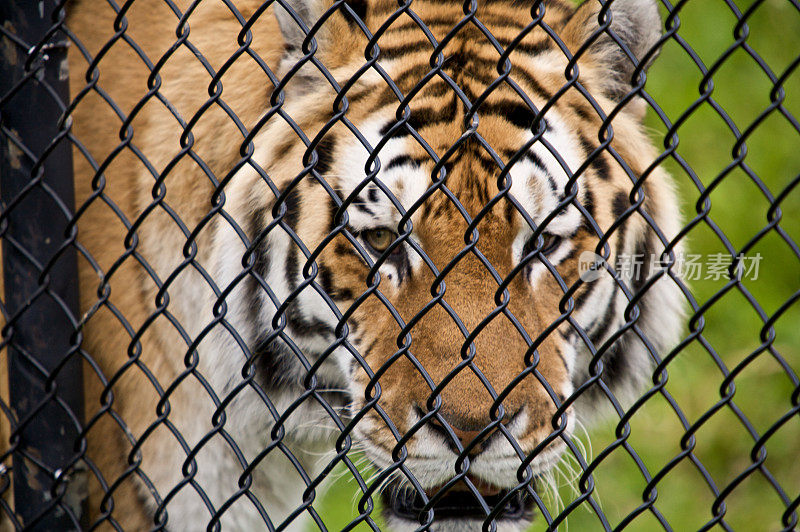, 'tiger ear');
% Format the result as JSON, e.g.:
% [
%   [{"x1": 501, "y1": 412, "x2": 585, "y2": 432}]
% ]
[
  {"x1": 274, "y1": 0, "x2": 327, "y2": 52},
  {"x1": 563, "y1": 0, "x2": 663, "y2": 103},
  {"x1": 273, "y1": 0, "x2": 367, "y2": 74}
]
